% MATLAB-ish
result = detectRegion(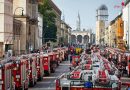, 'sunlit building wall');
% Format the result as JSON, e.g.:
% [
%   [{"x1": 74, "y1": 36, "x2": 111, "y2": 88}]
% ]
[
  {"x1": 96, "y1": 4, "x2": 108, "y2": 45},
  {"x1": 0, "y1": 0, "x2": 13, "y2": 57}
]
